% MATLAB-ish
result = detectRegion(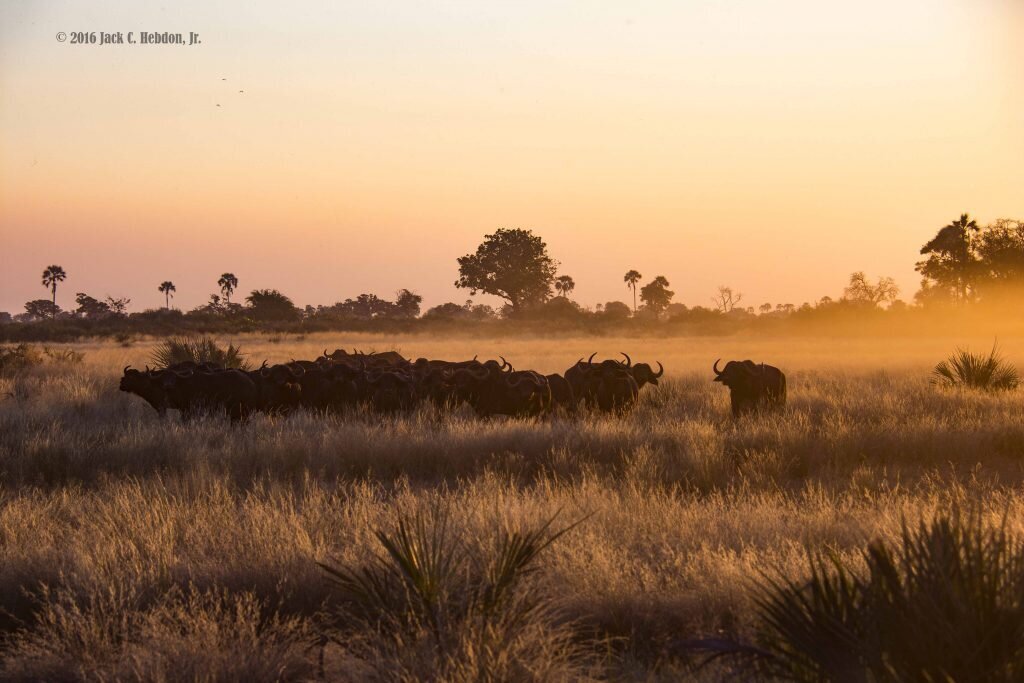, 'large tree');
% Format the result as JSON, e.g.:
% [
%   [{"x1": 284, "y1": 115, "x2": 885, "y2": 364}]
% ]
[
  {"x1": 74, "y1": 293, "x2": 111, "y2": 319},
  {"x1": 158, "y1": 281, "x2": 176, "y2": 309},
  {"x1": 41, "y1": 265, "x2": 66, "y2": 318},
  {"x1": 24, "y1": 299, "x2": 61, "y2": 321},
  {"x1": 218, "y1": 273, "x2": 239, "y2": 304},
  {"x1": 843, "y1": 272, "x2": 900, "y2": 307},
  {"x1": 623, "y1": 270, "x2": 642, "y2": 313},
  {"x1": 916, "y1": 213, "x2": 979, "y2": 304},
  {"x1": 455, "y1": 229, "x2": 558, "y2": 312},
  {"x1": 640, "y1": 276, "x2": 674, "y2": 314},
  {"x1": 391, "y1": 289, "x2": 423, "y2": 319},
  {"x1": 973, "y1": 219, "x2": 1024, "y2": 298},
  {"x1": 245, "y1": 289, "x2": 299, "y2": 321}
]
